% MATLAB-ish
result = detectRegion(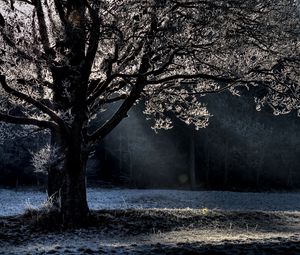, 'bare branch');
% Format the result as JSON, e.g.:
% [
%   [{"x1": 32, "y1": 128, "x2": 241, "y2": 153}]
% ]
[
  {"x1": 33, "y1": 0, "x2": 53, "y2": 55},
  {"x1": 0, "y1": 75, "x2": 67, "y2": 131},
  {"x1": 87, "y1": 86, "x2": 141, "y2": 144},
  {"x1": 84, "y1": 0, "x2": 100, "y2": 79},
  {"x1": 53, "y1": 0, "x2": 67, "y2": 24},
  {"x1": 0, "y1": 112, "x2": 59, "y2": 130}
]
